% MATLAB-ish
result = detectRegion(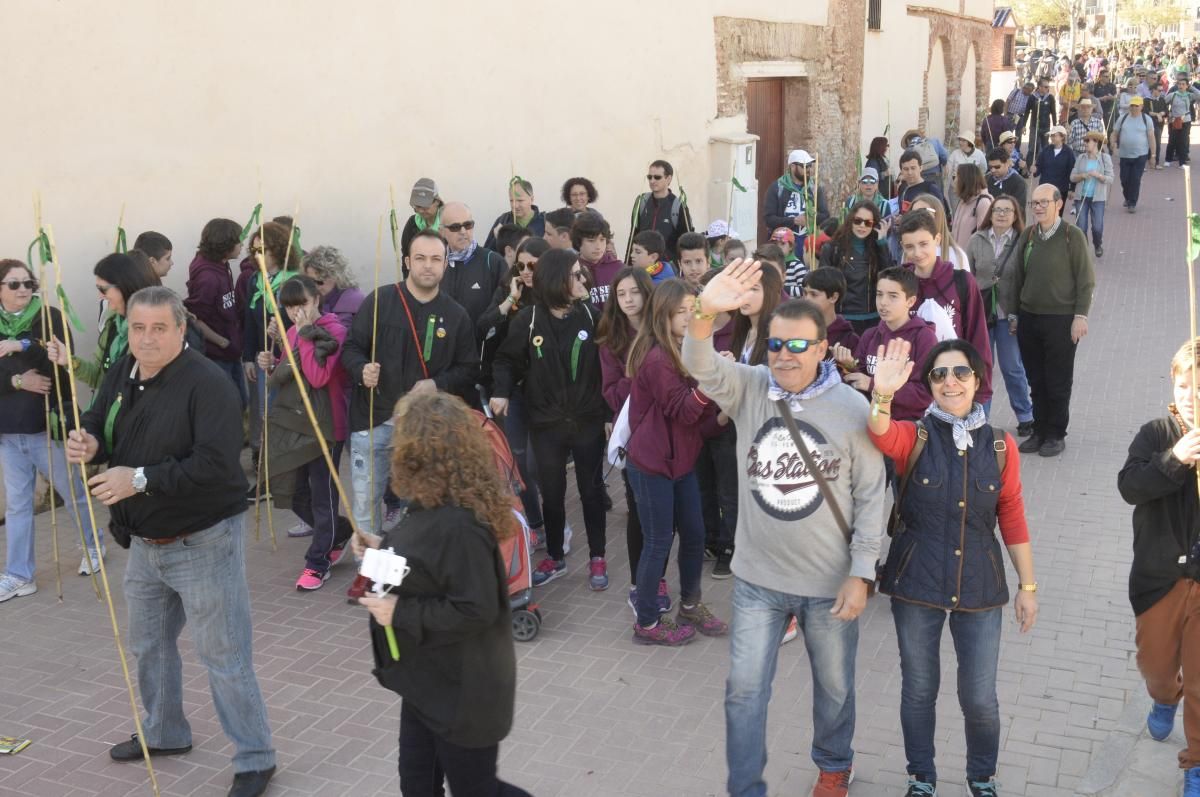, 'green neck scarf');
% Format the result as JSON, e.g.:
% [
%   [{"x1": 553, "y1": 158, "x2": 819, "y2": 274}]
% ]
[
  {"x1": 107, "y1": 314, "x2": 129, "y2": 366},
  {"x1": 250, "y1": 269, "x2": 297, "y2": 310},
  {"x1": 413, "y1": 209, "x2": 442, "y2": 233},
  {"x1": 778, "y1": 172, "x2": 802, "y2": 194},
  {"x1": 0, "y1": 296, "x2": 42, "y2": 339}
]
